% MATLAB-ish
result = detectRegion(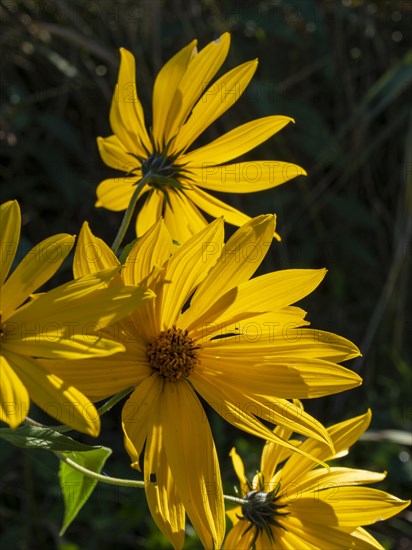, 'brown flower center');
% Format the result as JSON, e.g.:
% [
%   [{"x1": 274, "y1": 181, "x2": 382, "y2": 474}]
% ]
[{"x1": 146, "y1": 327, "x2": 199, "y2": 382}]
